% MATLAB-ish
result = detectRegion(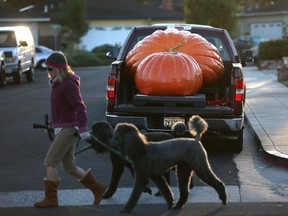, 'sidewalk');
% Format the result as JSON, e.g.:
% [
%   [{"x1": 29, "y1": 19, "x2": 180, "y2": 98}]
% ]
[{"x1": 244, "y1": 66, "x2": 288, "y2": 168}]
